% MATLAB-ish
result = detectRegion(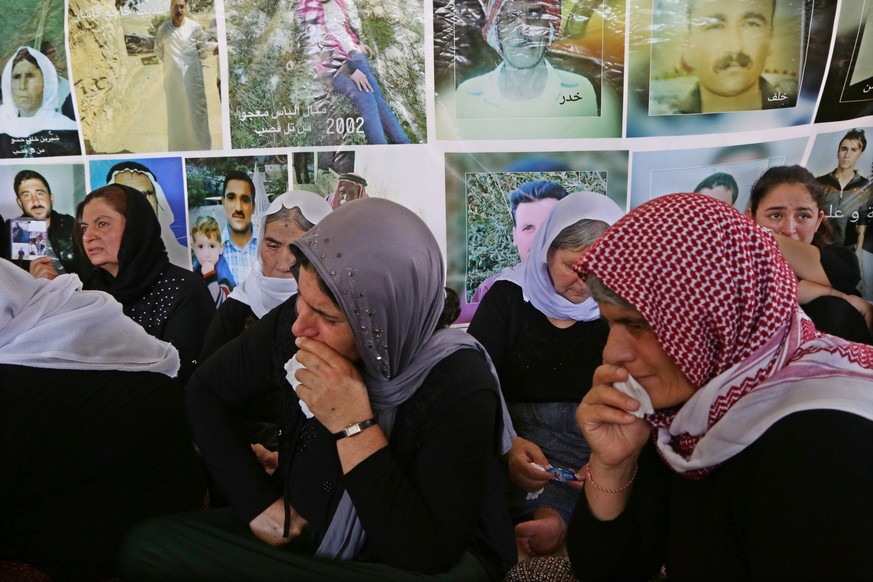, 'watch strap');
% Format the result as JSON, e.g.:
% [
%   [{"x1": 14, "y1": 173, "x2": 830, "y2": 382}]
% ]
[{"x1": 333, "y1": 417, "x2": 377, "y2": 440}]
